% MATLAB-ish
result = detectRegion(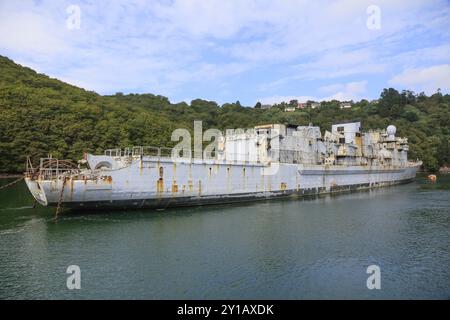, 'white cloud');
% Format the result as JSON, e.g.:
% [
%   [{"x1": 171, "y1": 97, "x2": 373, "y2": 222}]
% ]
[
  {"x1": 151, "y1": 0, "x2": 259, "y2": 39},
  {"x1": 322, "y1": 81, "x2": 368, "y2": 101},
  {"x1": 295, "y1": 49, "x2": 386, "y2": 80},
  {"x1": 0, "y1": 0, "x2": 449, "y2": 103},
  {"x1": 0, "y1": 4, "x2": 69, "y2": 55},
  {"x1": 318, "y1": 83, "x2": 345, "y2": 94},
  {"x1": 257, "y1": 48, "x2": 385, "y2": 92},
  {"x1": 387, "y1": 44, "x2": 450, "y2": 68},
  {"x1": 259, "y1": 80, "x2": 368, "y2": 104},
  {"x1": 389, "y1": 65, "x2": 450, "y2": 95}
]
